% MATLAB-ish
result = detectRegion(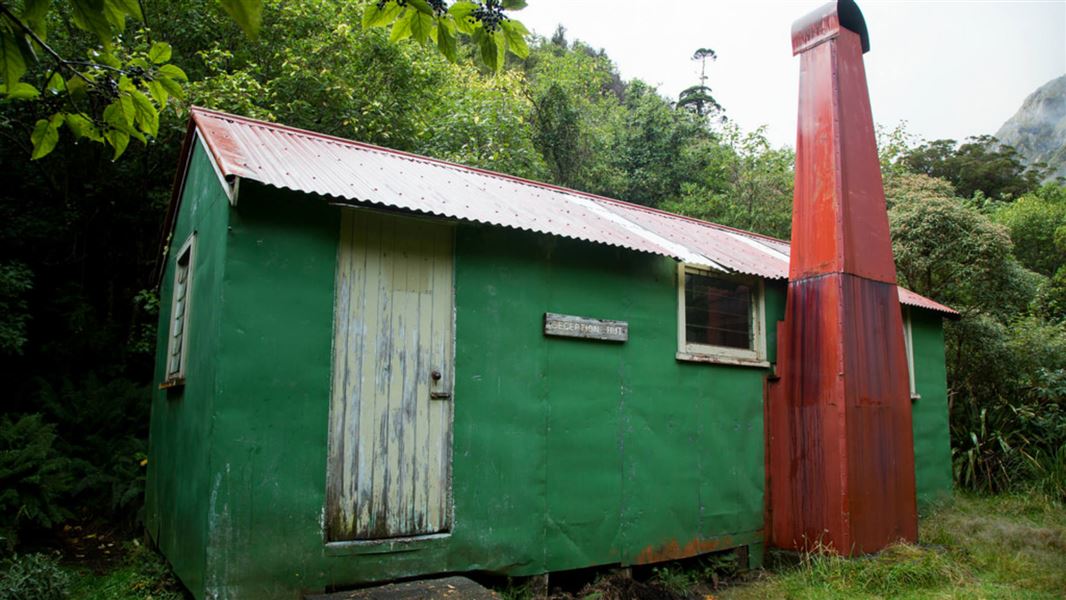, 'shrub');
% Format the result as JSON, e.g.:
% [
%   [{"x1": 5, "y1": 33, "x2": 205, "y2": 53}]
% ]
[
  {"x1": 0, "y1": 415, "x2": 74, "y2": 546},
  {"x1": 0, "y1": 553, "x2": 71, "y2": 600}
]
